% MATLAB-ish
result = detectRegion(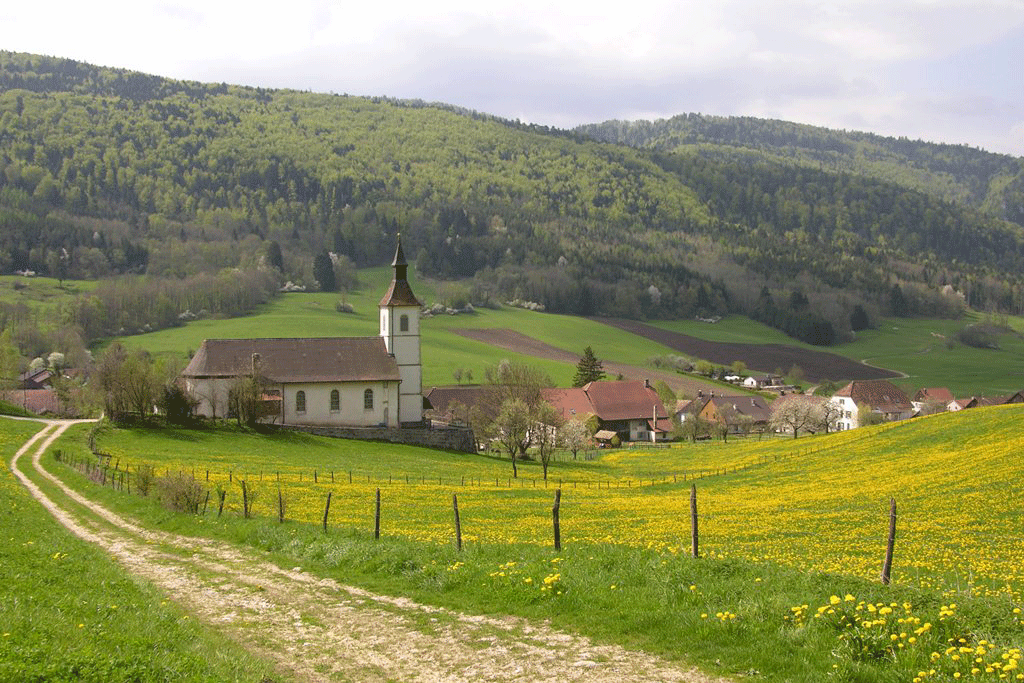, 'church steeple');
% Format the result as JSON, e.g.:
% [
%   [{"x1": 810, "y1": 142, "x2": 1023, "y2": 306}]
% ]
[
  {"x1": 379, "y1": 234, "x2": 423, "y2": 425},
  {"x1": 380, "y1": 234, "x2": 421, "y2": 307}
]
